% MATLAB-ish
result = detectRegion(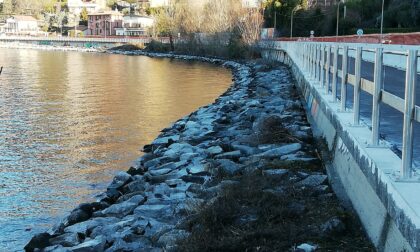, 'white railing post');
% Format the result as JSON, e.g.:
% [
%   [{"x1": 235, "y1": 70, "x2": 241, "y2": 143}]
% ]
[
  {"x1": 308, "y1": 44, "x2": 311, "y2": 74},
  {"x1": 325, "y1": 45, "x2": 331, "y2": 94},
  {"x1": 341, "y1": 46, "x2": 348, "y2": 111},
  {"x1": 302, "y1": 44, "x2": 306, "y2": 69},
  {"x1": 332, "y1": 45, "x2": 339, "y2": 102},
  {"x1": 372, "y1": 48, "x2": 383, "y2": 146},
  {"x1": 401, "y1": 50, "x2": 417, "y2": 179},
  {"x1": 314, "y1": 44, "x2": 319, "y2": 78},
  {"x1": 320, "y1": 45, "x2": 325, "y2": 87},
  {"x1": 308, "y1": 44, "x2": 314, "y2": 78},
  {"x1": 306, "y1": 44, "x2": 310, "y2": 72},
  {"x1": 316, "y1": 45, "x2": 321, "y2": 82},
  {"x1": 312, "y1": 44, "x2": 316, "y2": 78},
  {"x1": 354, "y1": 47, "x2": 362, "y2": 125}
]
